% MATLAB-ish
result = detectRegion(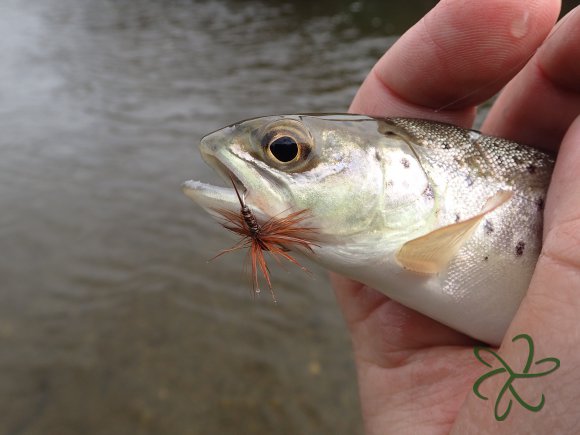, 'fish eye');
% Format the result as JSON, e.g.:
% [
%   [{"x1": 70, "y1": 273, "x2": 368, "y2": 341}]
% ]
[
  {"x1": 259, "y1": 119, "x2": 314, "y2": 171},
  {"x1": 268, "y1": 136, "x2": 299, "y2": 163}
]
